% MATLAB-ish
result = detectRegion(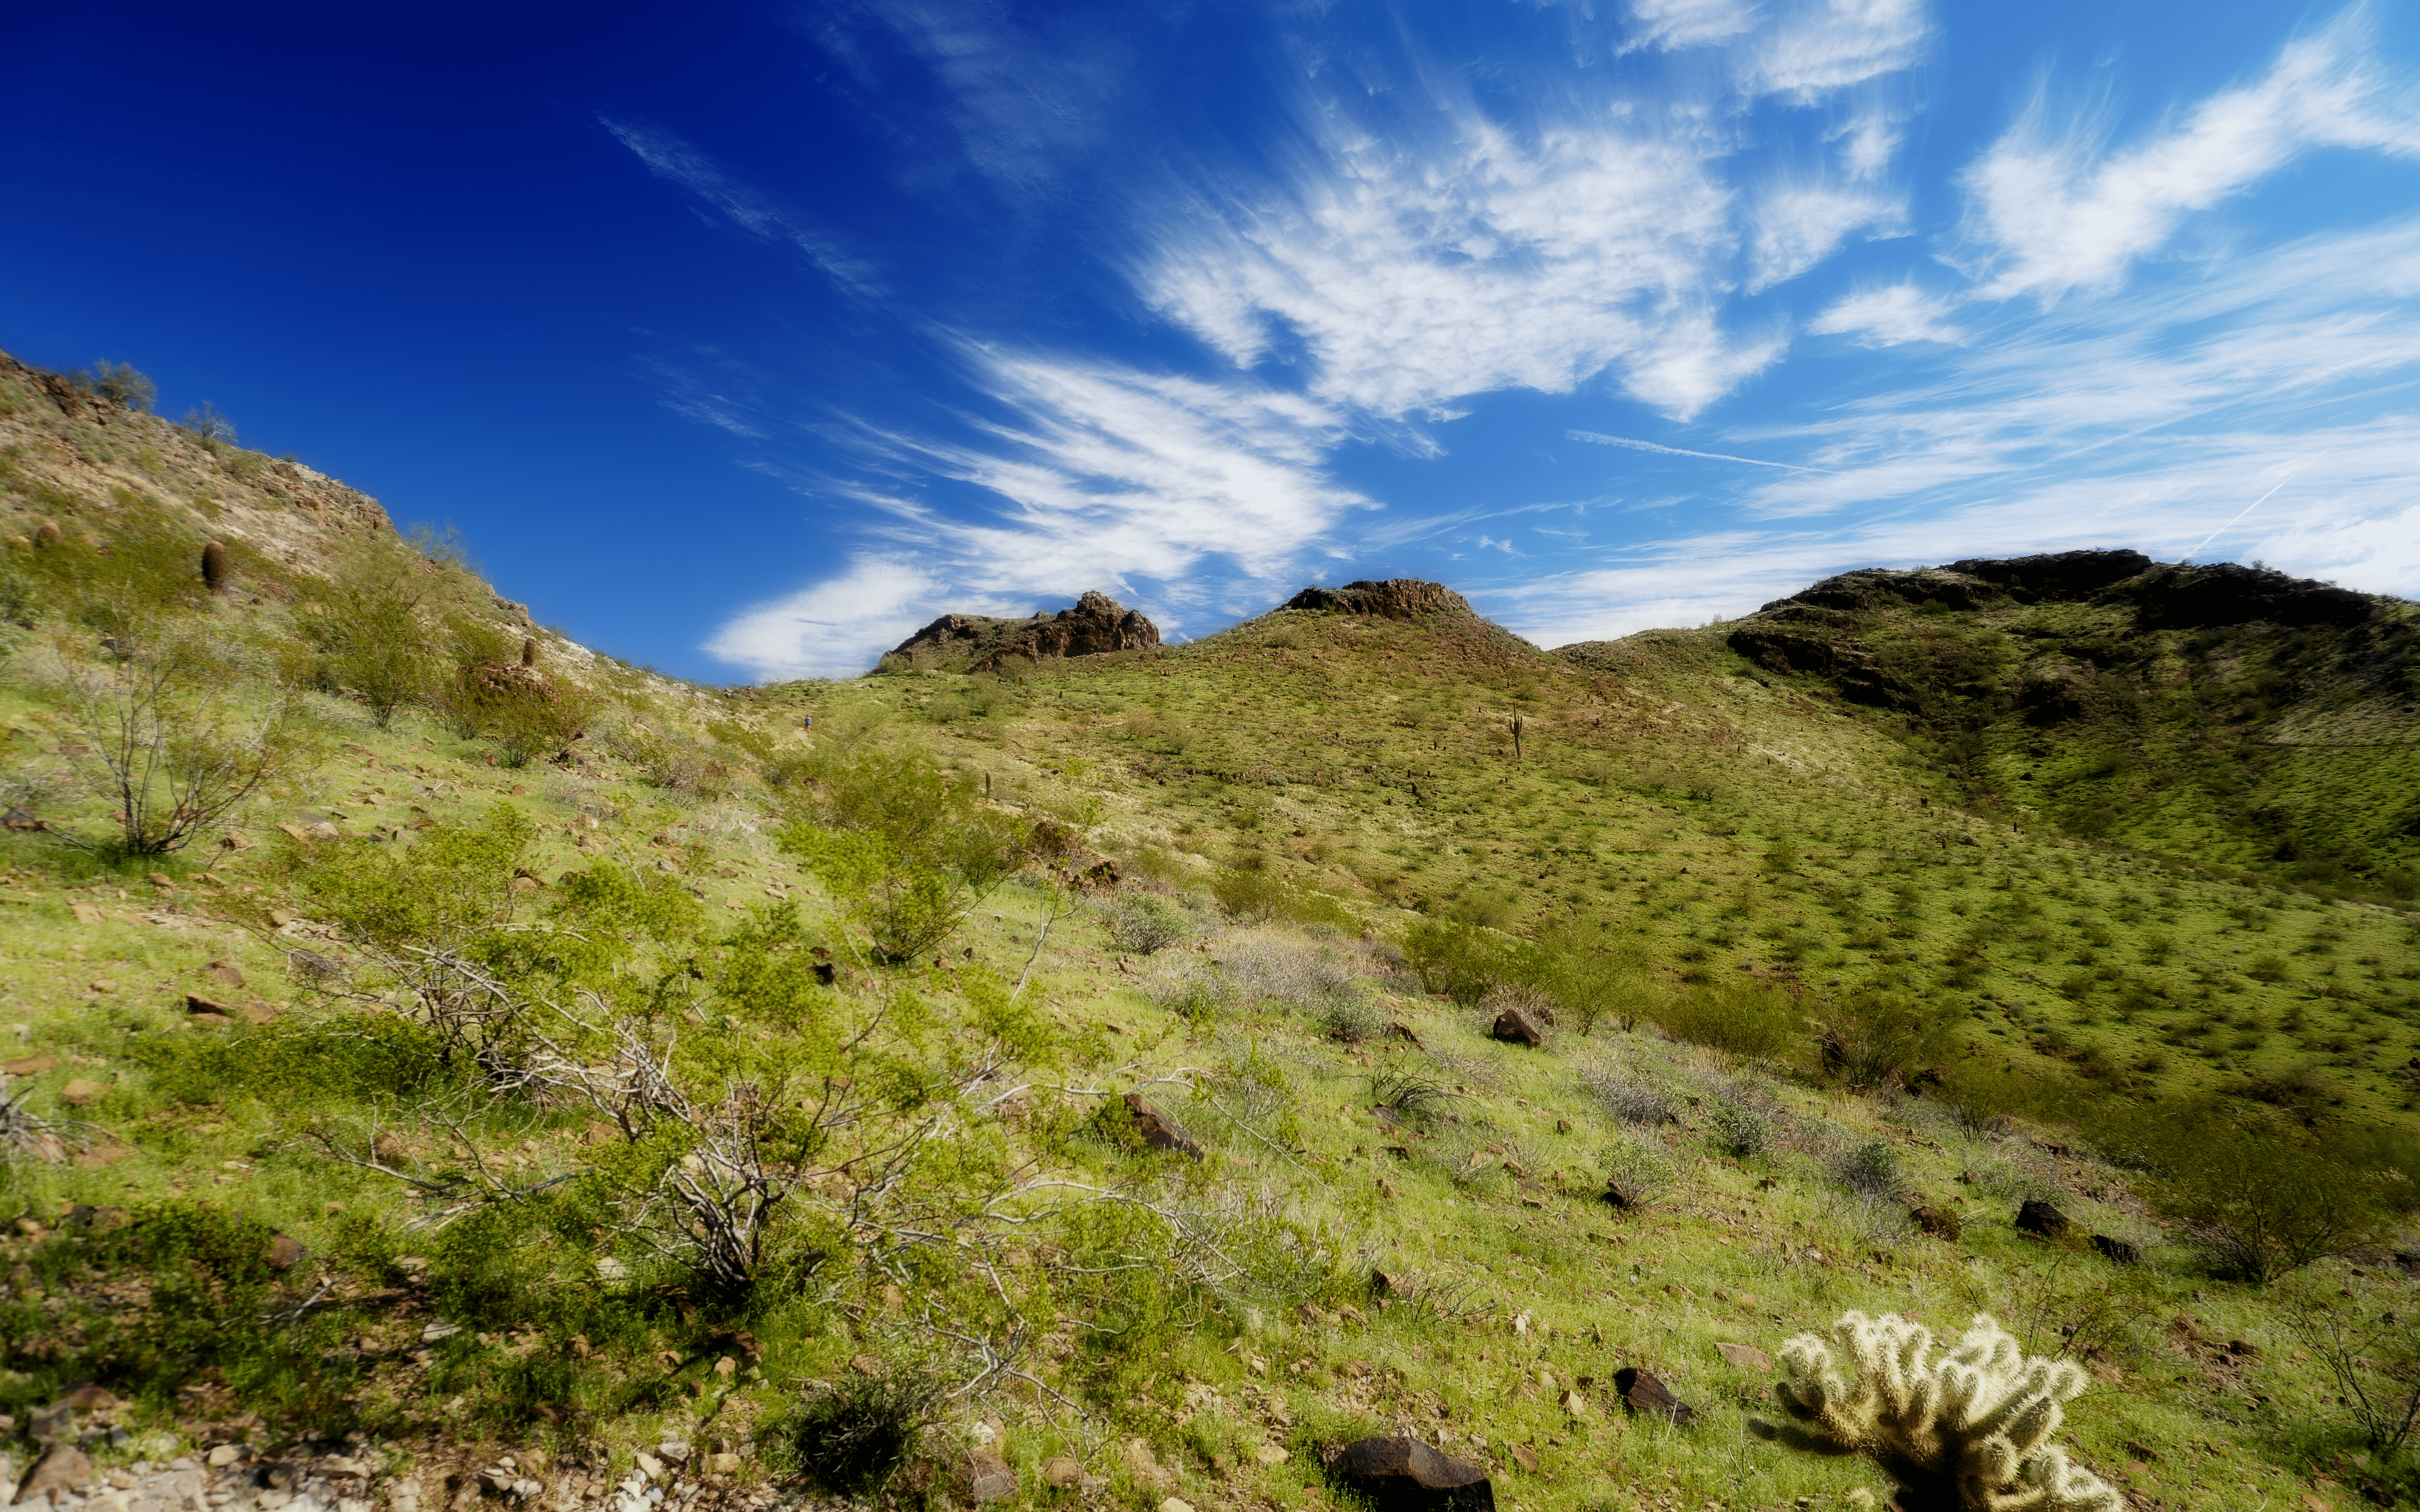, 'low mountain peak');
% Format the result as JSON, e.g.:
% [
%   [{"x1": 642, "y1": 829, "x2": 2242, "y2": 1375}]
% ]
[
  {"x1": 887, "y1": 590, "x2": 1160, "y2": 672},
  {"x1": 1283, "y1": 579, "x2": 1471, "y2": 619}
]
